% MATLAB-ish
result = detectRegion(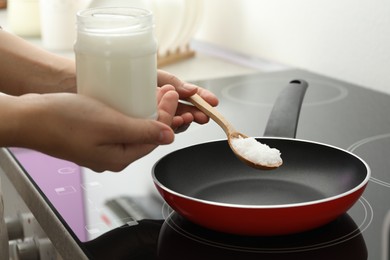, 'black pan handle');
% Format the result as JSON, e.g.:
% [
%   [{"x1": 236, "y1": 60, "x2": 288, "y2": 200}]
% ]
[{"x1": 263, "y1": 79, "x2": 308, "y2": 138}]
